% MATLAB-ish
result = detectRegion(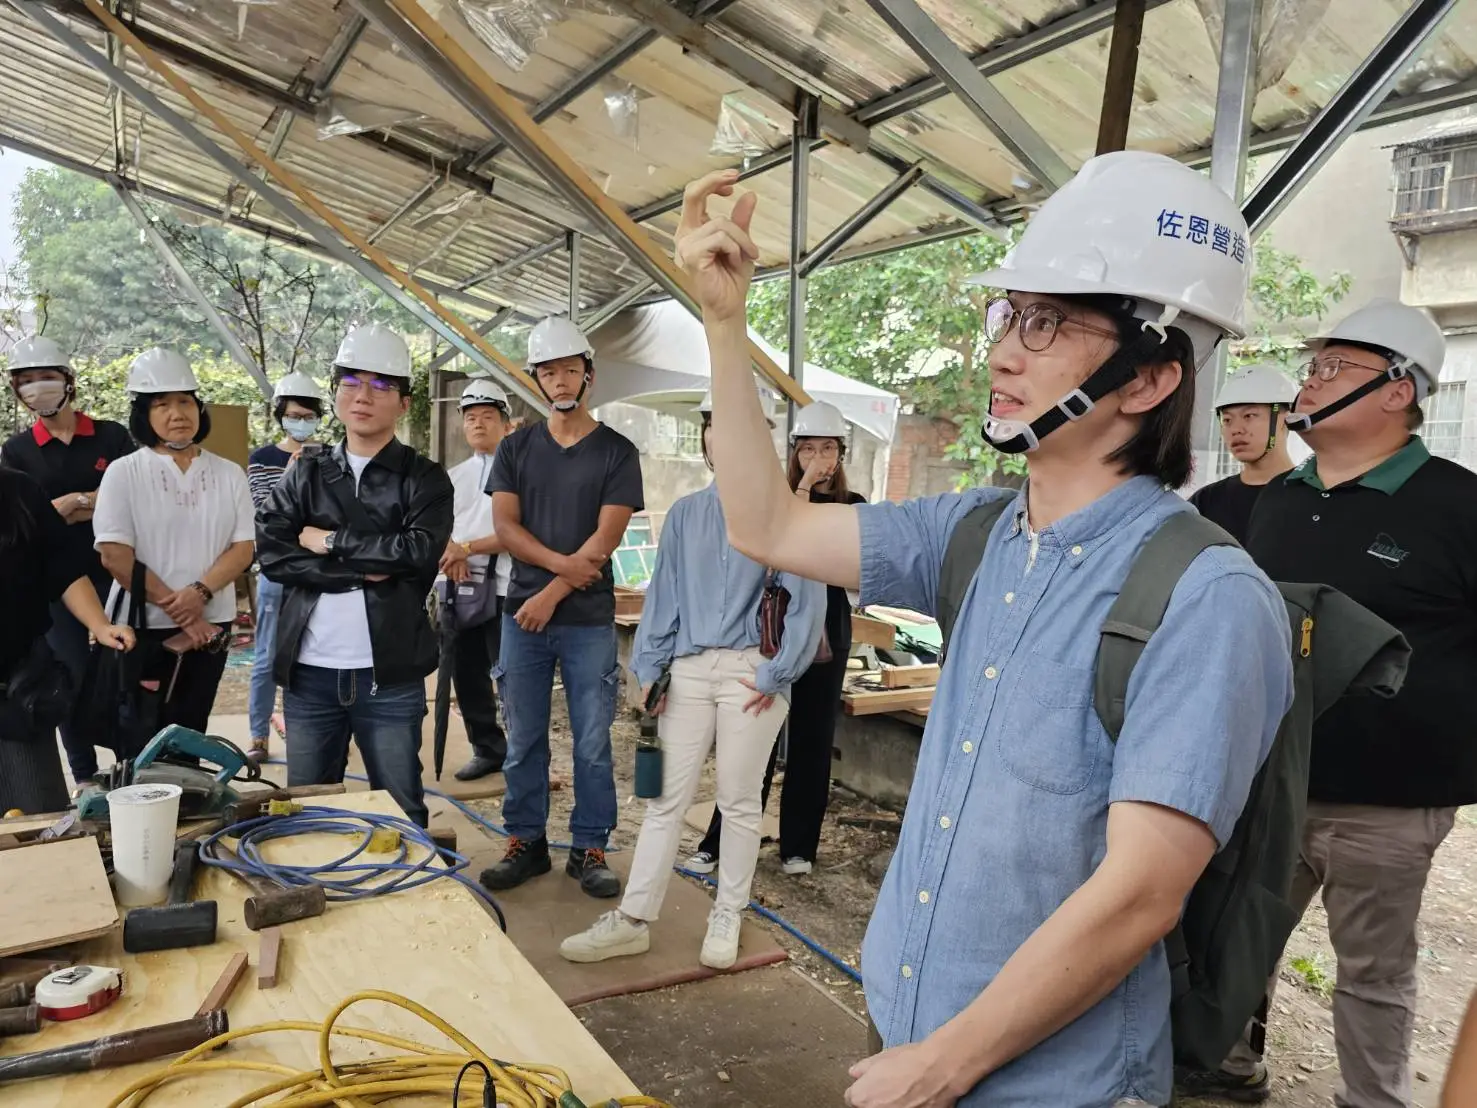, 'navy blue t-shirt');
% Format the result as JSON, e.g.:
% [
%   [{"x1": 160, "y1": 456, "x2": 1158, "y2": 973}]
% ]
[{"x1": 486, "y1": 422, "x2": 644, "y2": 625}]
